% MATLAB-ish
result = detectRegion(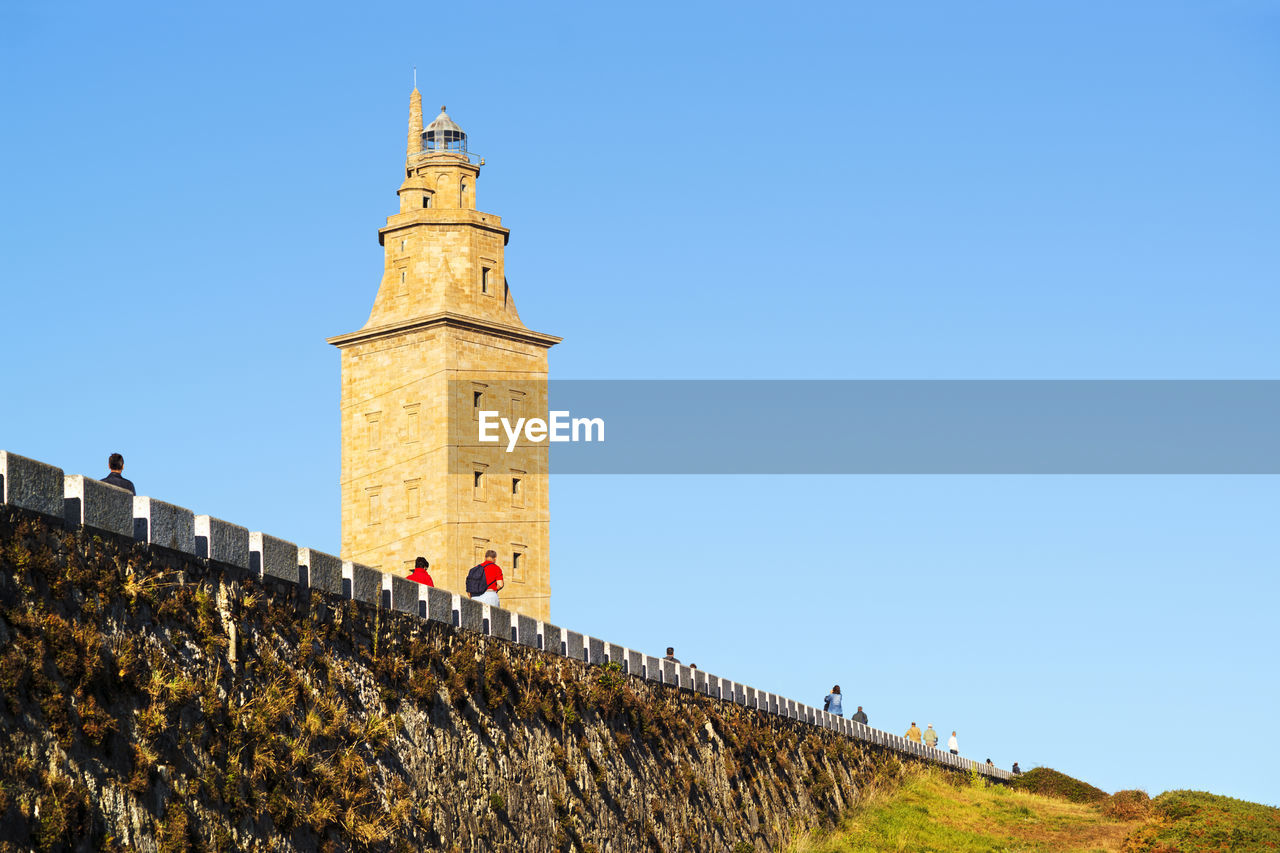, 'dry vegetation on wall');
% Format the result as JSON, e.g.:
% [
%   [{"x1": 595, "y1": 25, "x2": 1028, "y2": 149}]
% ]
[{"x1": 0, "y1": 508, "x2": 955, "y2": 852}]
